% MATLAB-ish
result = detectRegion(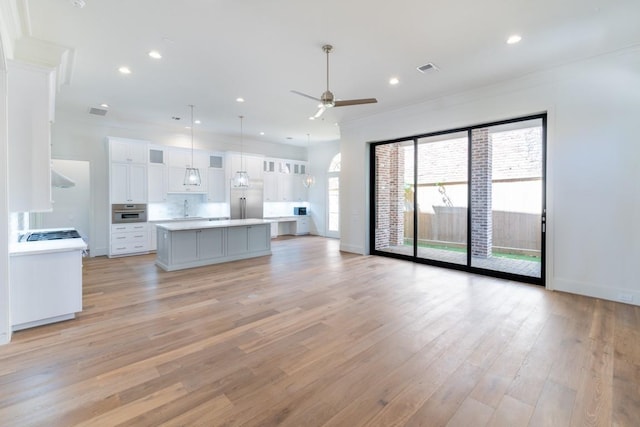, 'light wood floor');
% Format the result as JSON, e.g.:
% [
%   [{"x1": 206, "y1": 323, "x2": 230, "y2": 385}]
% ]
[{"x1": 1, "y1": 236, "x2": 639, "y2": 426}]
